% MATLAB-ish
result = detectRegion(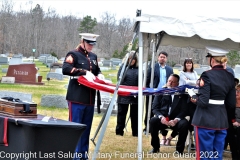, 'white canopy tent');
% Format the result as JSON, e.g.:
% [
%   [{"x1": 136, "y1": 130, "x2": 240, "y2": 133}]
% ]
[
  {"x1": 133, "y1": 10, "x2": 240, "y2": 159},
  {"x1": 92, "y1": 10, "x2": 240, "y2": 160}
]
